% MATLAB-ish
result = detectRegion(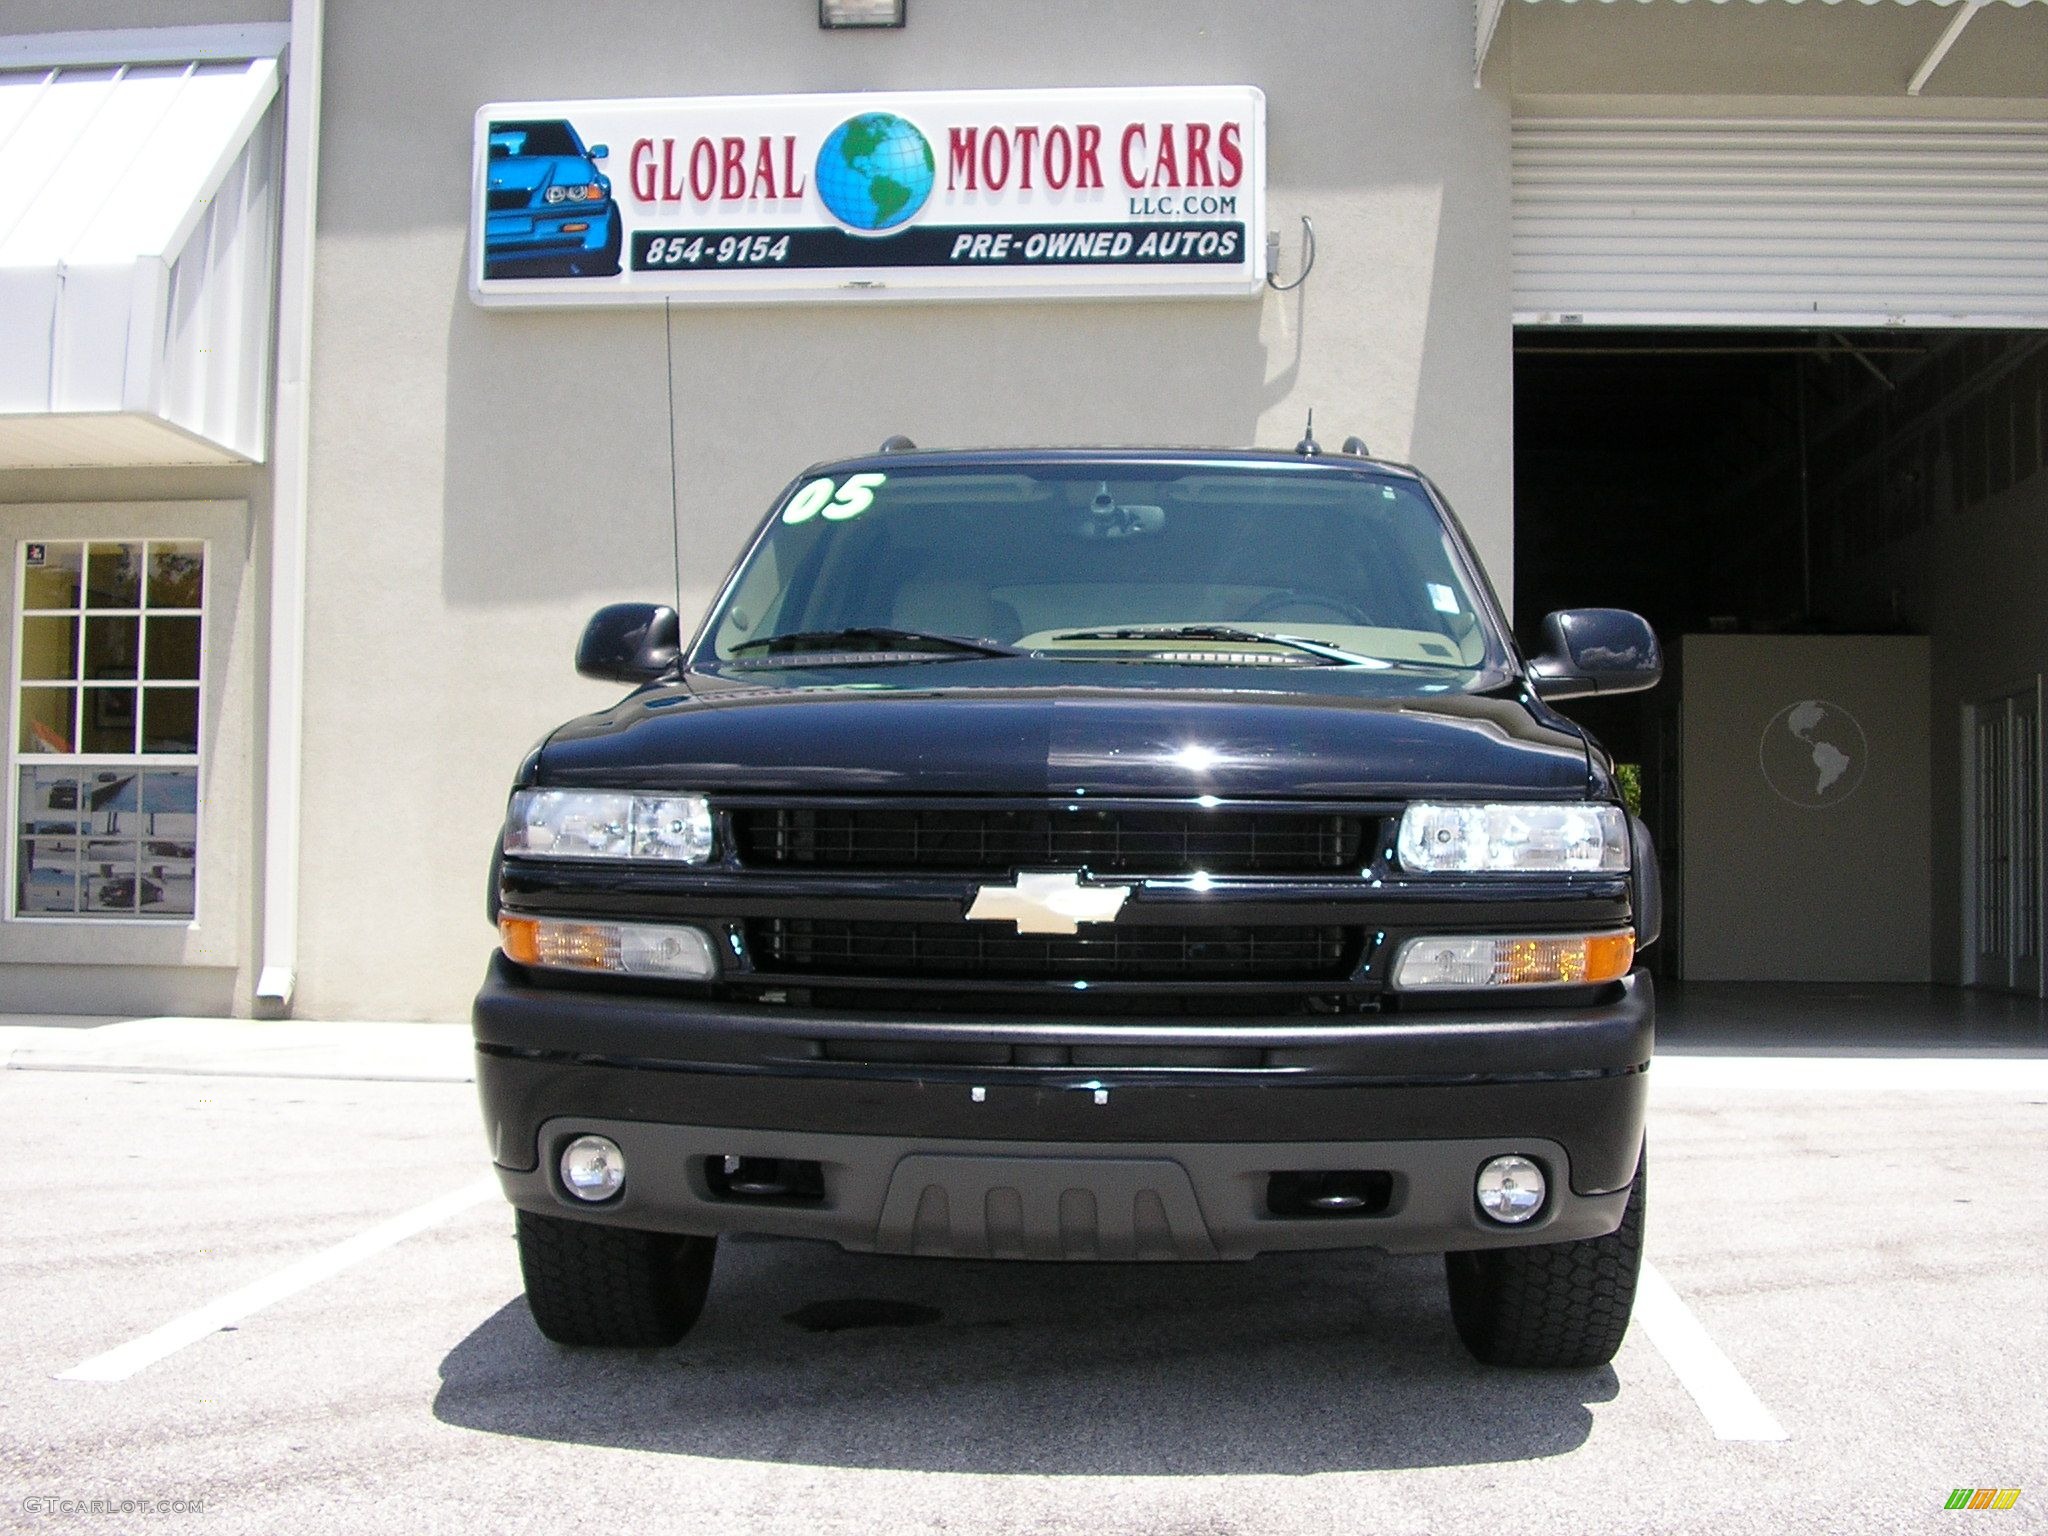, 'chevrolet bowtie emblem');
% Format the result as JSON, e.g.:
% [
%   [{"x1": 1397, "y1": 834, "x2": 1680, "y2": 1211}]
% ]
[{"x1": 965, "y1": 870, "x2": 1131, "y2": 935}]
